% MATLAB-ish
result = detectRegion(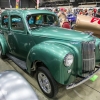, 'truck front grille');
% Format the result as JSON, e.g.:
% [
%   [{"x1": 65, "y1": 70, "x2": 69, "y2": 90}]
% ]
[{"x1": 82, "y1": 41, "x2": 95, "y2": 76}]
